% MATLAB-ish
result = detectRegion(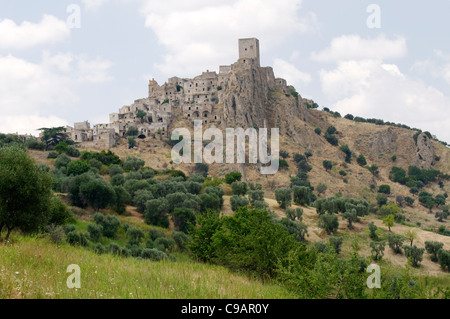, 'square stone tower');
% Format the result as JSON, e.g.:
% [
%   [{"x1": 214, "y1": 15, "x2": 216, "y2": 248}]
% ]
[{"x1": 239, "y1": 38, "x2": 260, "y2": 67}]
